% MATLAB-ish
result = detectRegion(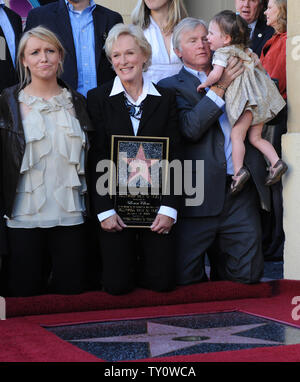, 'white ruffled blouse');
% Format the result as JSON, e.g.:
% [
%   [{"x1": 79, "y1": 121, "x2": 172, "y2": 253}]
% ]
[{"x1": 6, "y1": 88, "x2": 87, "y2": 228}]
